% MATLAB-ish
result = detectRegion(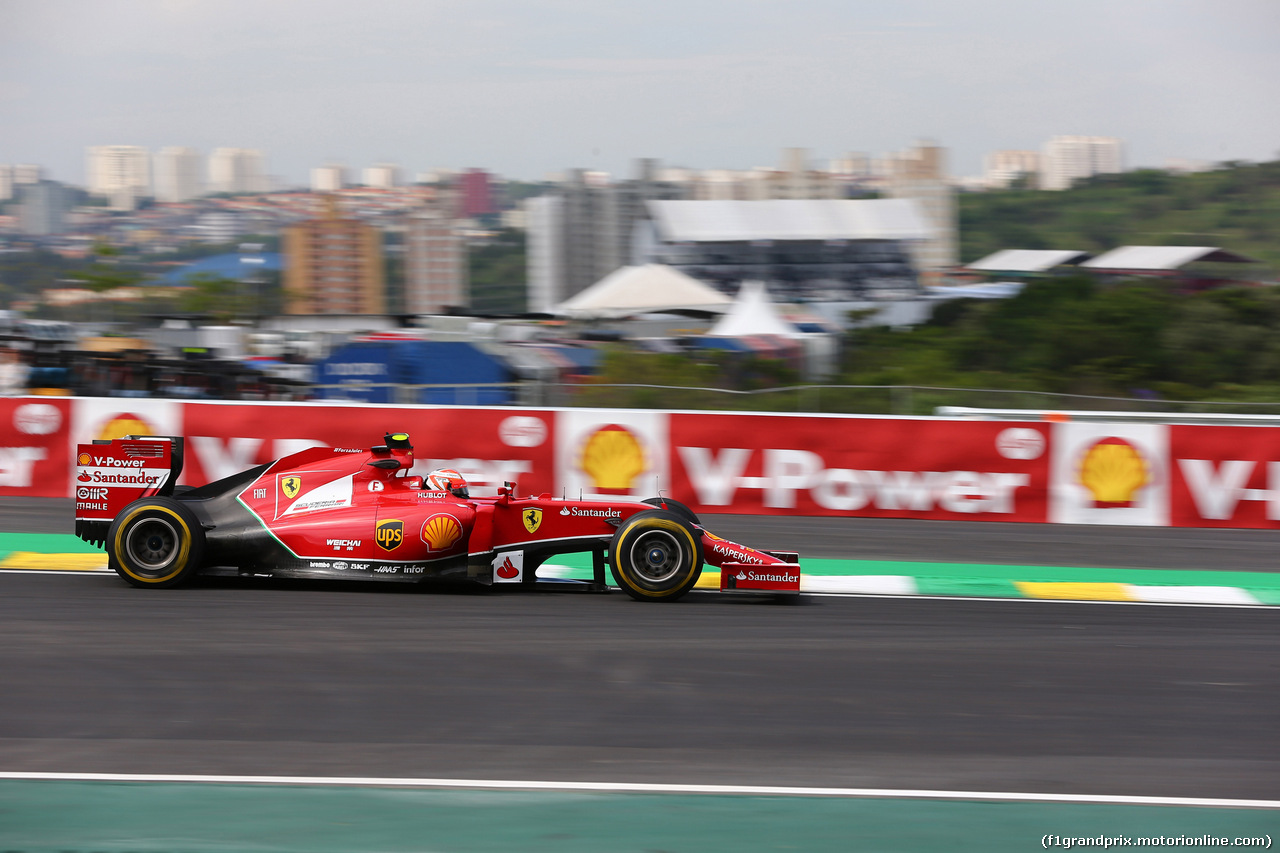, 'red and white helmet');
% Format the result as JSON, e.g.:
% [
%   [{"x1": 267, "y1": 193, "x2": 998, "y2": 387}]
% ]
[{"x1": 426, "y1": 468, "x2": 469, "y2": 498}]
